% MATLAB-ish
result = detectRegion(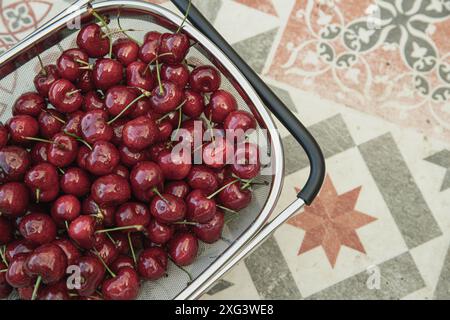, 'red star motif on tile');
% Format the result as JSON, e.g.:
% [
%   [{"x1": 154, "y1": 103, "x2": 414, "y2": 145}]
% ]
[
  {"x1": 288, "y1": 175, "x2": 376, "y2": 267},
  {"x1": 235, "y1": 0, "x2": 277, "y2": 16}
]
